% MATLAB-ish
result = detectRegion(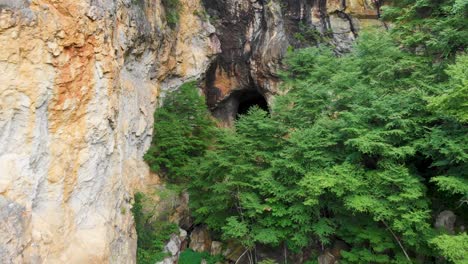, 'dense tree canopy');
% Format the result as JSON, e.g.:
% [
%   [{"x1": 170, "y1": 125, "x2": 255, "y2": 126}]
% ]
[
  {"x1": 185, "y1": 30, "x2": 467, "y2": 262},
  {"x1": 142, "y1": 0, "x2": 467, "y2": 263},
  {"x1": 382, "y1": 0, "x2": 467, "y2": 58}
]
